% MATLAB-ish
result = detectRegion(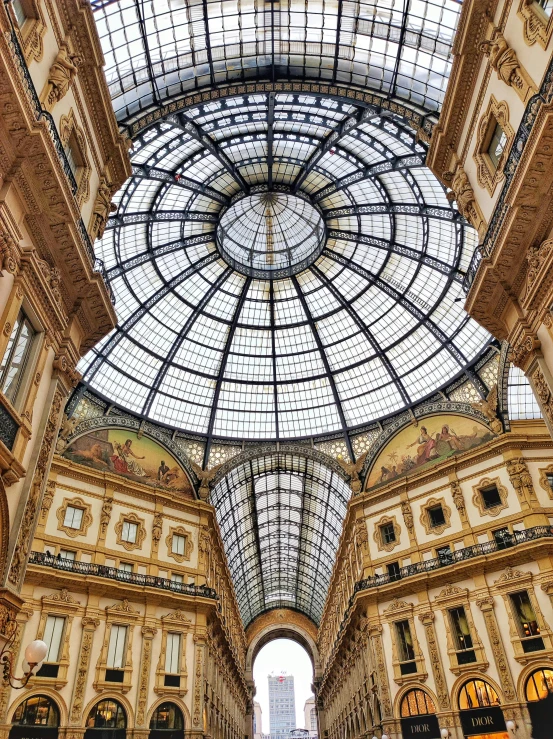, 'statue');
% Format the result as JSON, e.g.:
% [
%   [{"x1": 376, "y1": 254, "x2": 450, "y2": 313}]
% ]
[
  {"x1": 480, "y1": 33, "x2": 519, "y2": 86},
  {"x1": 191, "y1": 462, "x2": 221, "y2": 500},
  {"x1": 152, "y1": 512, "x2": 163, "y2": 545},
  {"x1": 471, "y1": 384, "x2": 503, "y2": 435},
  {"x1": 401, "y1": 501, "x2": 414, "y2": 533},
  {"x1": 43, "y1": 42, "x2": 81, "y2": 110},
  {"x1": 100, "y1": 498, "x2": 112, "y2": 535},
  {"x1": 91, "y1": 177, "x2": 116, "y2": 241},
  {"x1": 337, "y1": 452, "x2": 367, "y2": 494}
]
